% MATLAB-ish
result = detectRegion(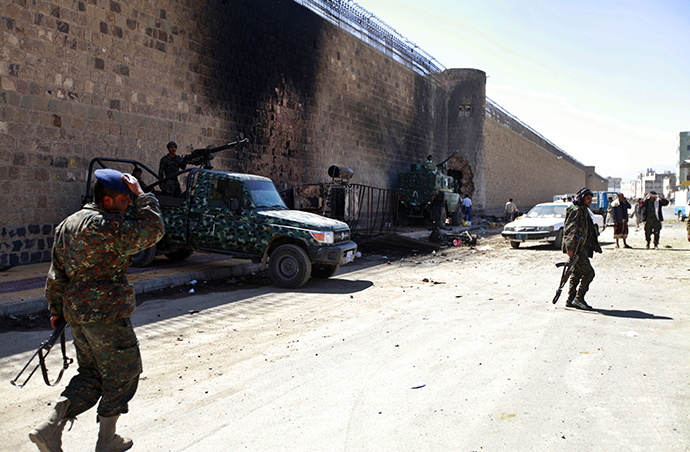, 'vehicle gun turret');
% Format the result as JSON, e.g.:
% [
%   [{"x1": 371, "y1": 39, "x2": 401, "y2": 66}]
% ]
[{"x1": 182, "y1": 138, "x2": 249, "y2": 169}]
